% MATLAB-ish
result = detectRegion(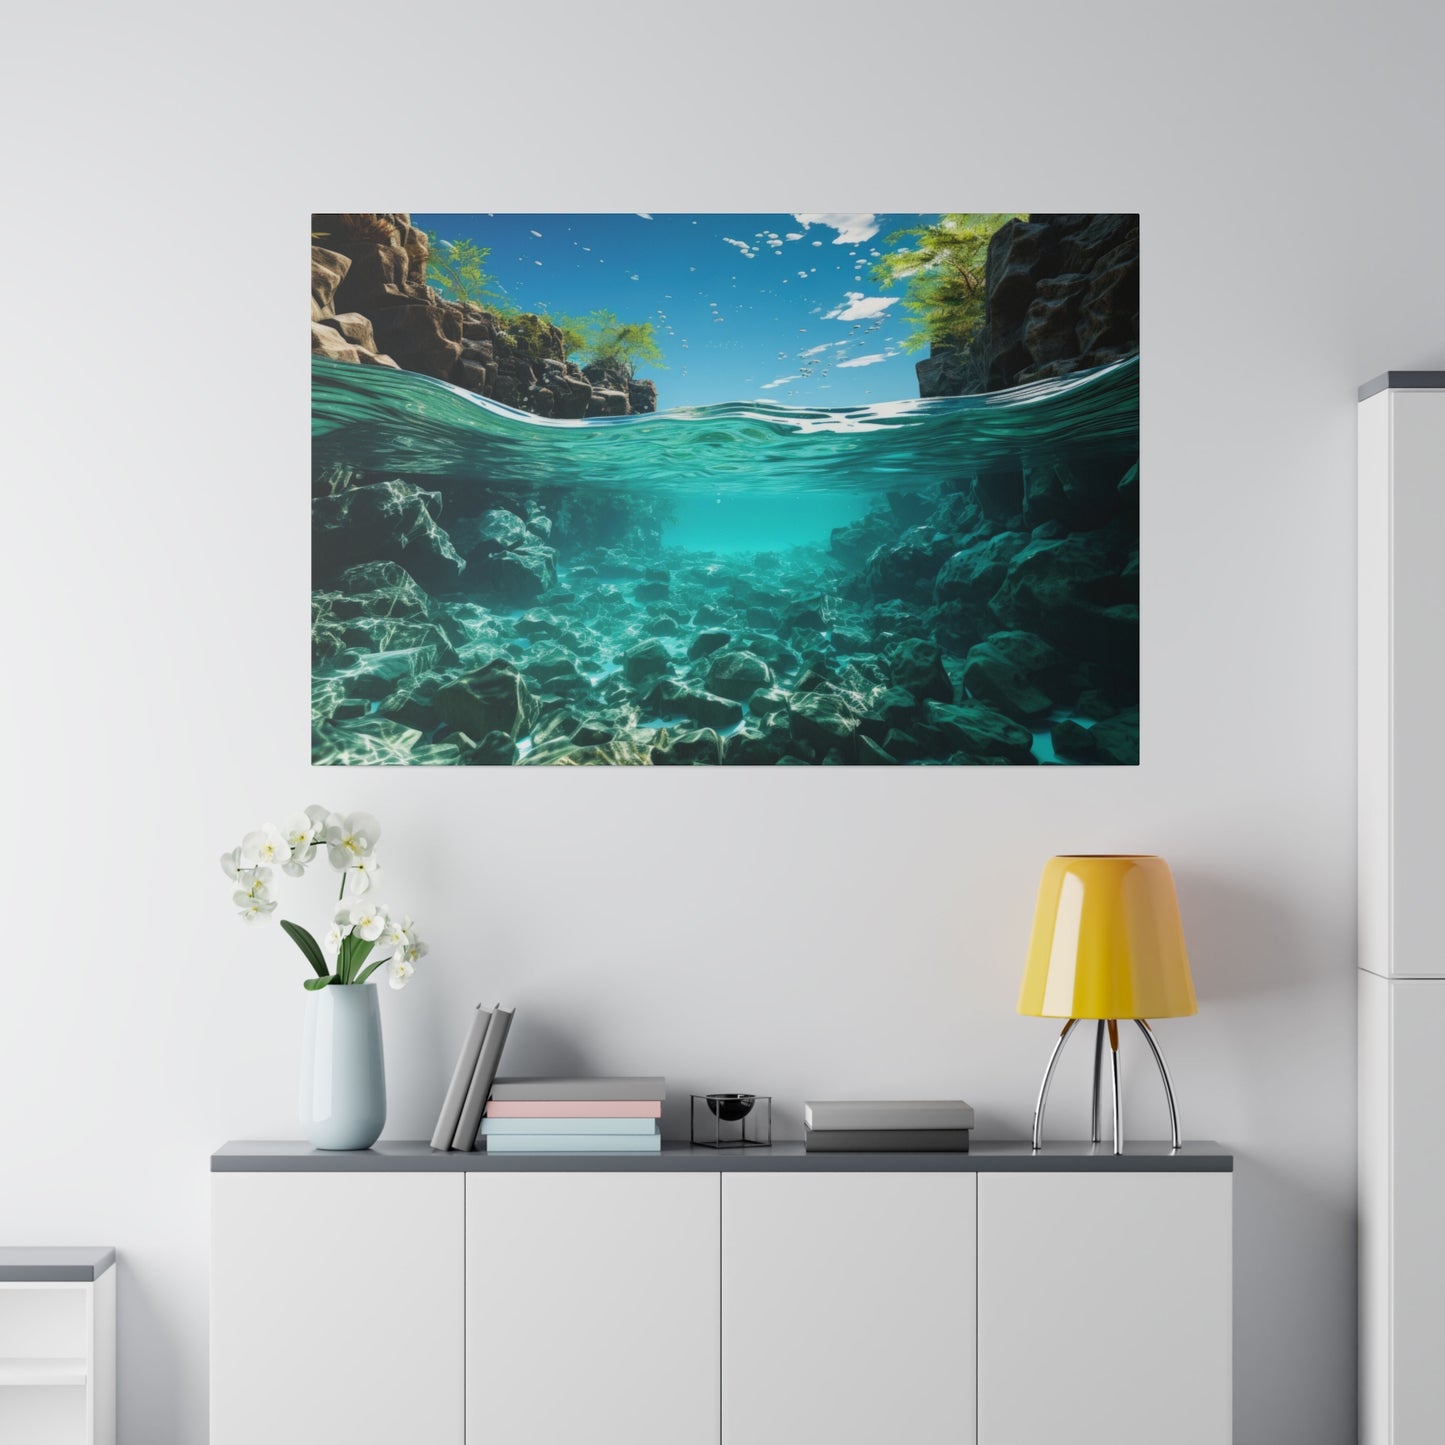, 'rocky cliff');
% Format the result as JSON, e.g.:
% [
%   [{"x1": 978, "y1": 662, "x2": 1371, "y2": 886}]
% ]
[
  {"x1": 917, "y1": 213, "x2": 1139, "y2": 396},
  {"x1": 309, "y1": 212, "x2": 657, "y2": 418}
]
